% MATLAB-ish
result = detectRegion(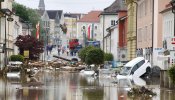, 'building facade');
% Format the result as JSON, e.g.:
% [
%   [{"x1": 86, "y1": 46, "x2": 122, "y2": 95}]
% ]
[
  {"x1": 160, "y1": 0, "x2": 173, "y2": 70},
  {"x1": 77, "y1": 11, "x2": 101, "y2": 47},
  {"x1": 64, "y1": 13, "x2": 83, "y2": 39},
  {"x1": 118, "y1": 11, "x2": 127, "y2": 62},
  {"x1": 137, "y1": 0, "x2": 153, "y2": 64},
  {"x1": 100, "y1": 0, "x2": 127, "y2": 61},
  {"x1": 126, "y1": 0, "x2": 137, "y2": 61},
  {"x1": 0, "y1": 0, "x2": 14, "y2": 69}
]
